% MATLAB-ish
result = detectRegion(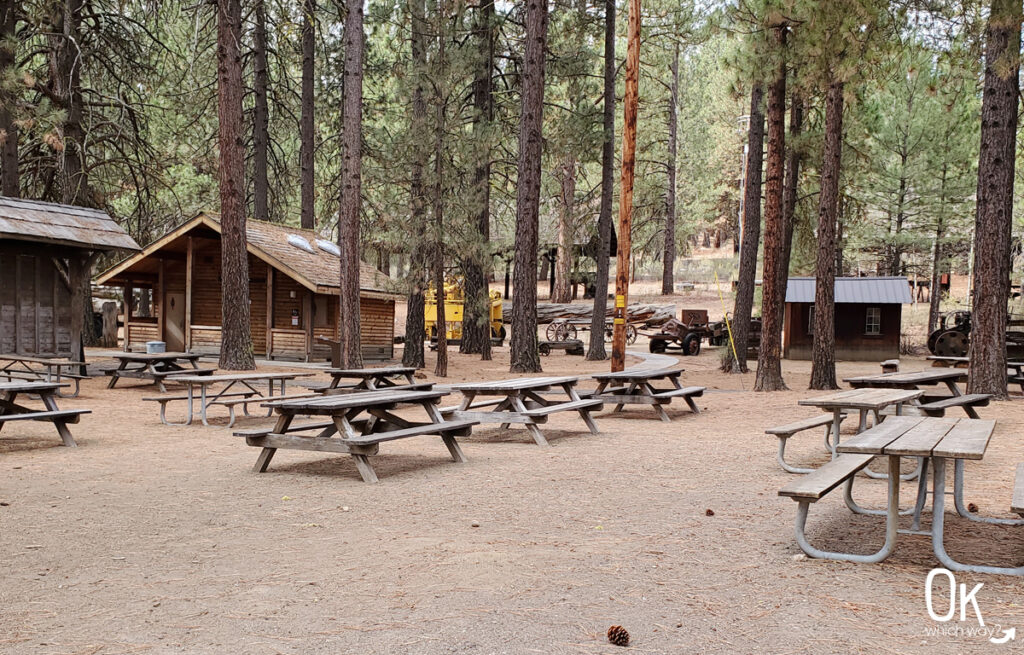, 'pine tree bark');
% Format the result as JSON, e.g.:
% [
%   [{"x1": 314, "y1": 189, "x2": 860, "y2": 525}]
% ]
[
  {"x1": 928, "y1": 164, "x2": 947, "y2": 335},
  {"x1": 754, "y1": 25, "x2": 788, "y2": 392},
  {"x1": 809, "y1": 80, "x2": 844, "y2": 391},
  {"x1": 50, "y1": 0, "x2": 91, "y2": 207},
  {"x1": 300, "y1": 0, "x2": 316, "y2": 229},
  {"x1": 726, "y1": 83, "x2": 764, "y2": 373},
  {"x1": 217, "y1": 0, "x2": 255, "y2": 370},
  {"x1": 551, "y1": 154, "x2": 575, "y2": 303},
  {"x1": 252, "y1": 0, "x2": 270, "y2": 223},
  {"x1": 509, "y1": 0, "x2": 548, "y2": 374},
  {"x1": 338, "y1": 0, "x2": 364, "y2": 368},
  {"x1": 586, "y1": 0, "x2": 614, "y2": 361},
  {"x1": 661, "y1": 43, "x2": 679, "y2": 296},
  {"x1": 0, "y1": 0, "x2": 18, "y2": 197},
  {"x1": 779, "y1": 95, "x2": 803, "y2": 291},
  {"x1": 432, "y1": 2, "x2": 448, "y2": 378},
  {"x1": 968, "y1": 0, "x2": 1021, "y2": 399},
  {"x1": 461, "y1": 0, "x2": 494, "y2": 359}
]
